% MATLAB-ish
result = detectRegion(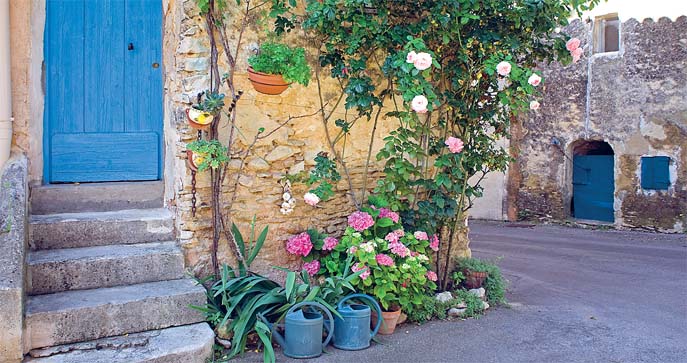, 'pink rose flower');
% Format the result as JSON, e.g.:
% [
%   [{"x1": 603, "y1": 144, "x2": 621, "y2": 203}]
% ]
[
  {"x1": 527, "y1": 73, "x2": 542, "y2": 87},
  {"x1": 406, "y1": 50, "x2": 417, "y2": 64},
  {"x1": 571, "y1": 47, "x2": 583, "y2": 63},
  {"x1": 411, "y1": 95, "x2": 429, "y2": 113},
  {"x1": 286, "y1": 232, "x2": 313, "y2": 256},
  {"x1": 426, "y1": 270, "x2": 438, "y2": 282},
  {"x1": 430, "y1": 234, "x2": 439, "y2": 252},
  {"x1": 376, "y1": 253, "x2": 395, "y2": 267},
  {"x1": 378, "y1": 208, "x2": 400, "y2": 223},
  {"x1": 304, "y1": 192, "x2": 320, "y2": 206},
  {"x1": 322, "y1": 236, "x2": 339, "y2": 251},
  {"x1": 413, "y1": 52, "x2": 433, "y2": 70},
  {"x1": 566, "y1": 38, "x2": 581, "y2": 52},
  {"x1": 348, "y1": 211, "x2": 375, "y2": 232},
  {"x1": 496, "y1": 61, "x2": 512, "y2": 76},
  {"x1": 530, "y1": 100, "x2": 540, "y2": 110},
  {"x1": 414, "y1": 231, "x2": 429, "y2": 240},
  {"x1": 303, "y1": 260, "x2": 320, "y2": 276},
  {"x1": 352, "y1": 263, "x2": 370, "y2": 280},
  {"x1": 445, "y1": 137, "x2": 464, "y2": 154}
]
